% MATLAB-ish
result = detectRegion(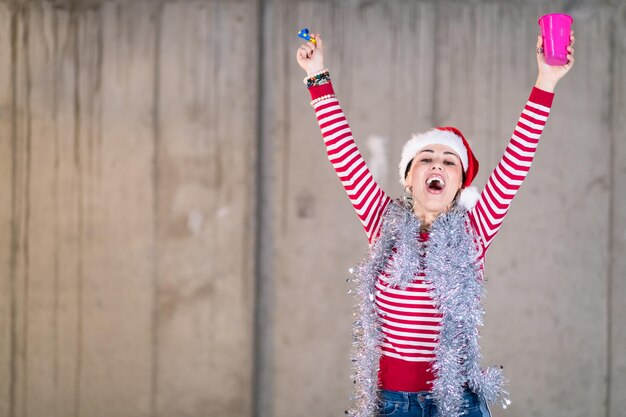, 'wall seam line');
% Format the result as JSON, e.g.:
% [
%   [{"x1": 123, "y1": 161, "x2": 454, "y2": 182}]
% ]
[
  {"x1": 605, "y1": 4, "x2": 617, "y2": 417},
  {"x1": 252, "y1": 0, "x2": 271, "y2": 416}
]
